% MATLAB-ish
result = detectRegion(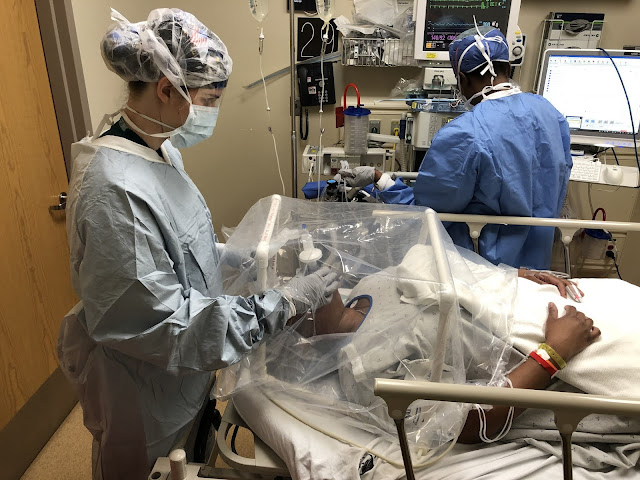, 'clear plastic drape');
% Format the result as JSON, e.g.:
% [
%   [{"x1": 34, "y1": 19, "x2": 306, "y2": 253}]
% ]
[{"x1": 215, "y1": 196, "x2": 517, "y2": 461}]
